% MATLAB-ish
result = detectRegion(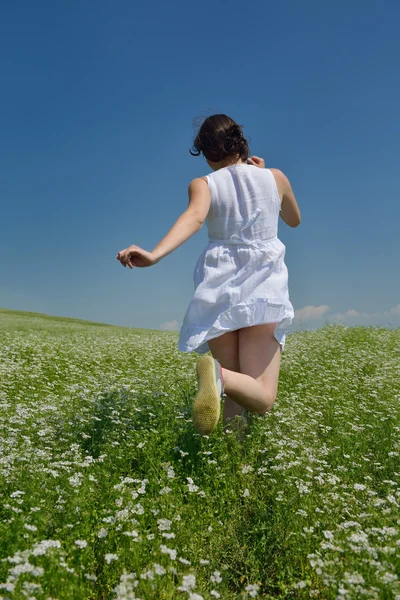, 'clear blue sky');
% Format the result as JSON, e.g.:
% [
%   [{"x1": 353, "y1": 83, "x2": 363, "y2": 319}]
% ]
[{"x1": 1, "y1": 0, "x2": 399, "y2": 332}]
